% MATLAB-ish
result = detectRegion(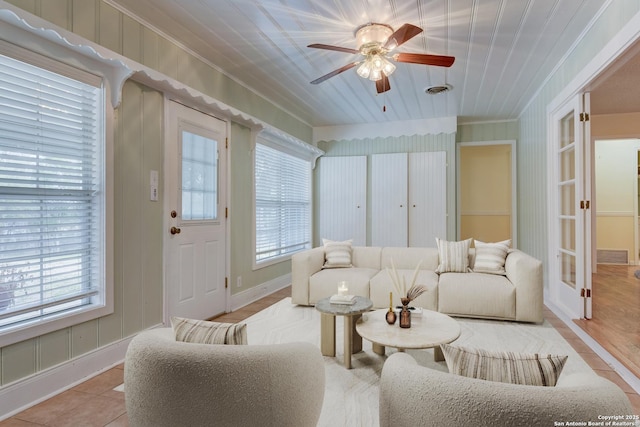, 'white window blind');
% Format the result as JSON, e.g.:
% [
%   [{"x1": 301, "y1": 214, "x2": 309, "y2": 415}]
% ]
[
  {"x1": 255, "y1": 143, "x2": 311, "y2": 263},
  {"x1": 0, "y1": 51, "x2": 105, "y2": 332}
]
